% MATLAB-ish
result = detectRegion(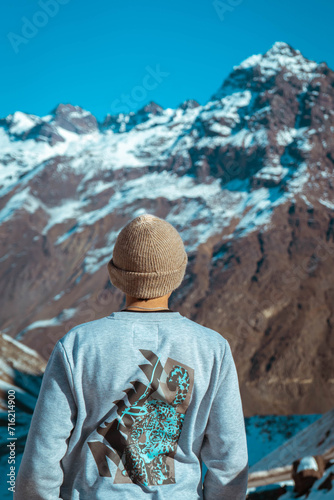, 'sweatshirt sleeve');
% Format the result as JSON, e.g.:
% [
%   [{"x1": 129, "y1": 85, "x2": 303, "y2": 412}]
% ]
[
  {"x1": 200, "y1": 339, "x2": 249, "y2": 500},
  {"x1": 14, "y1": 340, "x2": 77, "y2": 500}
]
